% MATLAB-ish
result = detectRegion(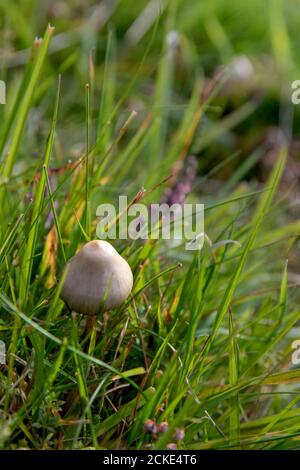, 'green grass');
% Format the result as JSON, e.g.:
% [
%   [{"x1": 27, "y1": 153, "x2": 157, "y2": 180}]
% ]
[{"x1": 1, "y1": 0, "x2": 300, "y2": 450}]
